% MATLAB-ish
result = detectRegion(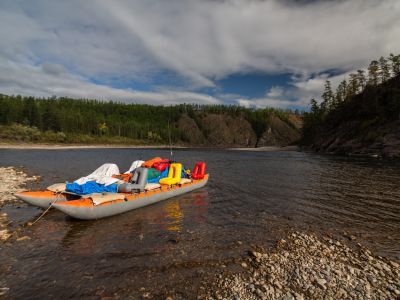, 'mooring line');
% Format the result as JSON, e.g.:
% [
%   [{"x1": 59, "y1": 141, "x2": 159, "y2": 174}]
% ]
[{"x1": 31, "y1": 192, "x2": 62, "y2": 225}]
